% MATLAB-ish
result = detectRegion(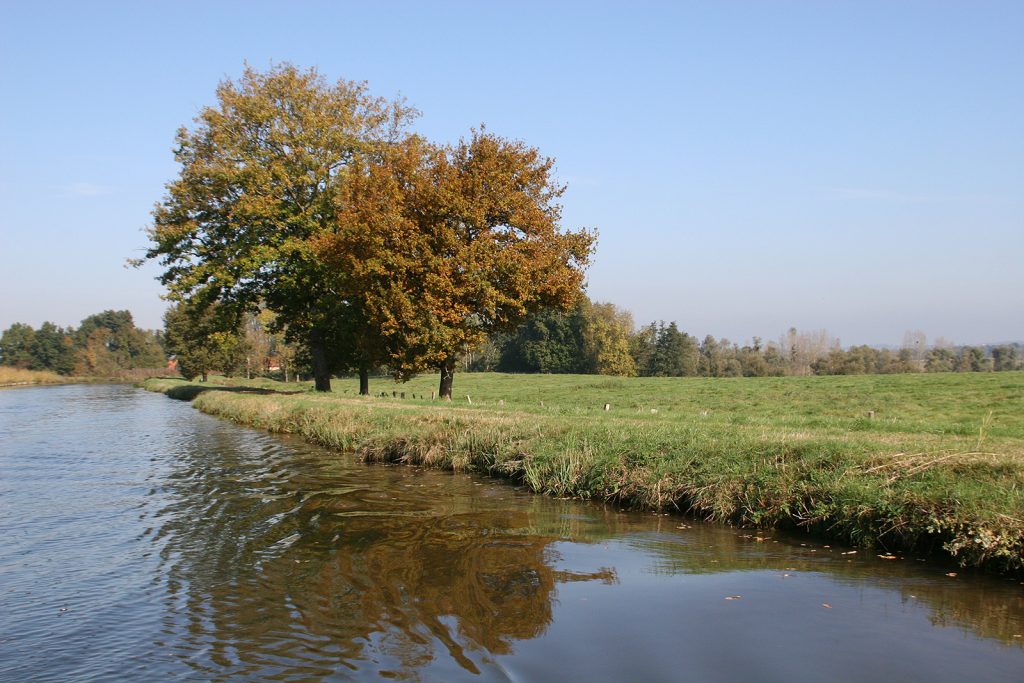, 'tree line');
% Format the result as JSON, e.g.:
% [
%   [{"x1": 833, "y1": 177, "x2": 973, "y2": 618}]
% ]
[
  {"x1": 140, "y1": 63, "x2": 594, "y2": 397},
  {"x1": 0, "y1": 310, "x2": 165, "y2": 376},
  {"x1": 469, "y1": 302, "x2": 1022, "y2": 378}
]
